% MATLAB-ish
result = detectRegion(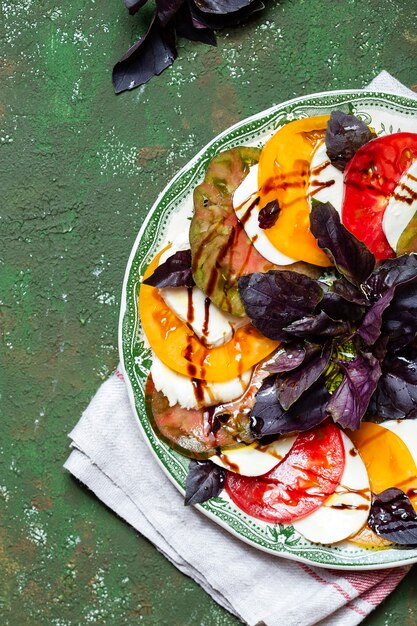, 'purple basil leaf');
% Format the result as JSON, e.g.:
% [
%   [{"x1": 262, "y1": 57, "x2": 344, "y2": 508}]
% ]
[
  {"x1": 125, "y1": 0, "x2": 148, "y2": 15},
  {"x1": 382, "y1": 281, "x2": 417, "y2": 351},
  {"x1": 371, "y1": 350, "x2": 417, "y2": 419},
  {"x1": 320, "y1": 290, "x2": 364, "y2": 322},
  {"x1": 113, "y1": 13, "x2": 177, "y2": 94},
  {"x1": 327, "y1": 352, "x2": 381, "y2": 430},
  {"x1": 369, "y1": 488, "x2": 417, "y2": 545},
  {"x1": 238, "y1": 270, "x2": 323, "y2": 341},
  {"x1": 250, "y1": 377, "x2": 330, "y2": 438},
  {"x1": 356, "y1": 287, "x2": 395, "y2": 346},
  {"x1": 189, "y1": 0, "x2": 264, "y2": 28},
  {"x1": 184, "y1": 459, "x2": 226, "y2": 506},
  {"x1": 365, "y1": 254, "x2": 417, "y2": 298},
  {"x1": 174, "y1": 3, "x2": 216, "y2": 44},
  {"x1": 143, "y1": 249, "x2": 194, "y2": 288},
  {"x1": 266, "y1": 342, "x2": 321, "y2": 374},
  {"x1": 325, "y1": 111, "x2": 376, "y2": 172},
  {"x1": 276, "y1": 344, "x2": 331, "y2": 410},
  {"x1": 156, "y1": 0, "x2": 184, "y2": 26},
  {"x1": 258, "y1": 200, "x2": 280, "y2": 230},
  {"x1": 284, "y1": 310, "x2": 350, "y2": 339},
  {"x1": 310, "y1": 201, "x2": 375, "y2": 285},
  {"x1": 193, "y1": 0, "x2": 257, "y2": 14},
  {"x1": 332, "y1": 277, "x2": 370, "y2": 306}
]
